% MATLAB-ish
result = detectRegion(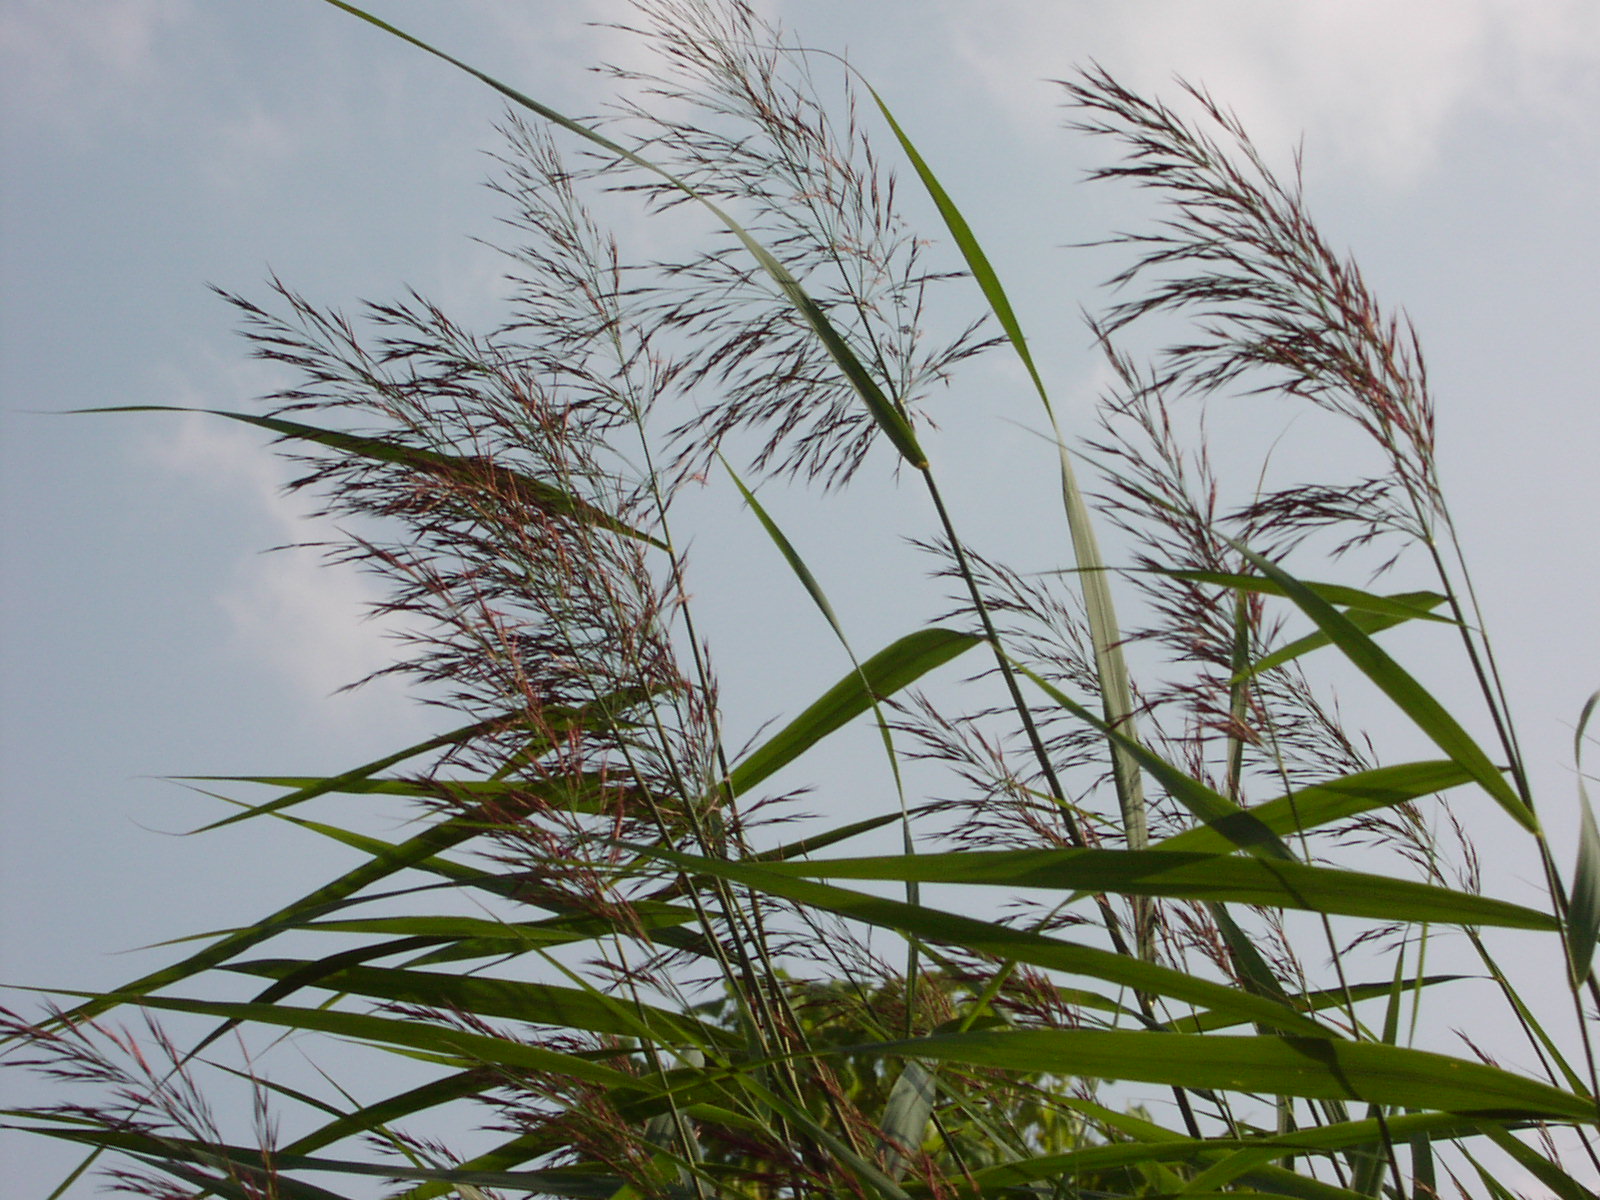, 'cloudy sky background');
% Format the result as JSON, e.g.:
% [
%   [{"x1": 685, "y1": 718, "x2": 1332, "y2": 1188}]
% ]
[{"x1": 3, "y1": 1, "x2": 1598, "y2": 1194}]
